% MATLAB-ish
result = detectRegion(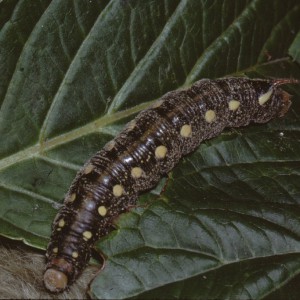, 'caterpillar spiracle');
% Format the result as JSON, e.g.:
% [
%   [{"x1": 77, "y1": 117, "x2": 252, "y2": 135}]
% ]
[{"x1": 44, "y1": 77, "x2": 299, "y2": 292}]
